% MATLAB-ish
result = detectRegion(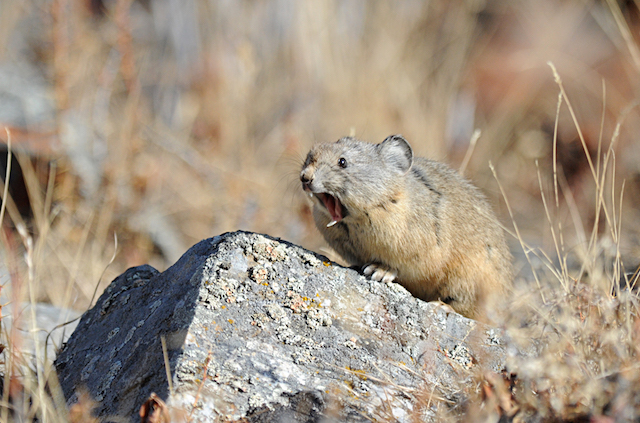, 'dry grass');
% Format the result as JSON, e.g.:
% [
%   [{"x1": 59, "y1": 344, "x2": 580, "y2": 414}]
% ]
[
  {"x1": 0, "y1": 0, "x2": 639, "y2": 421},
  {"x1": 461, "y1": 67, "x2": 640, "y2": 422}
]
